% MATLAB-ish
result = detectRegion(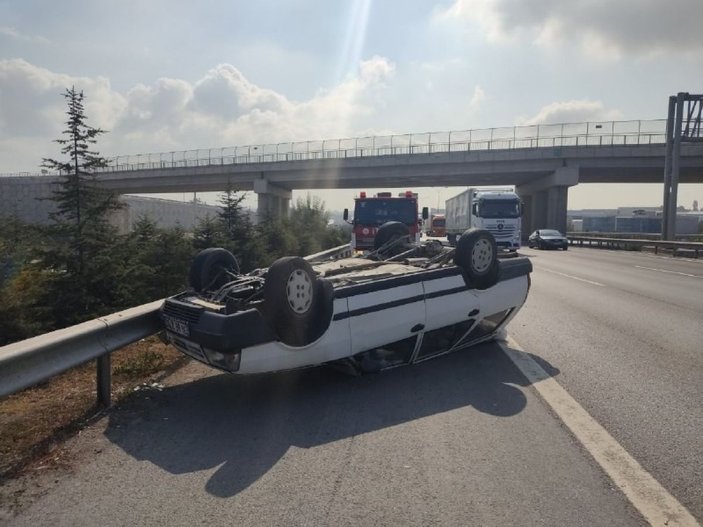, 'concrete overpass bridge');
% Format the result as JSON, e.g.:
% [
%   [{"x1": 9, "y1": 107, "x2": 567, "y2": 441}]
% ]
[{"x1": 3, "y1": 119, "x2": 703, "y2": 234}]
